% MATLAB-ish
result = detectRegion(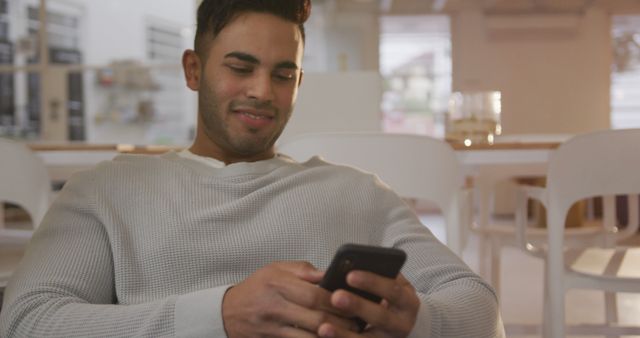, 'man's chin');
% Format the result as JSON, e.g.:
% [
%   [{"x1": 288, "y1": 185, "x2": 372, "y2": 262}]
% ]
[{"x1": 228, "y1": 138, "x2": 274, "y2": 158}]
